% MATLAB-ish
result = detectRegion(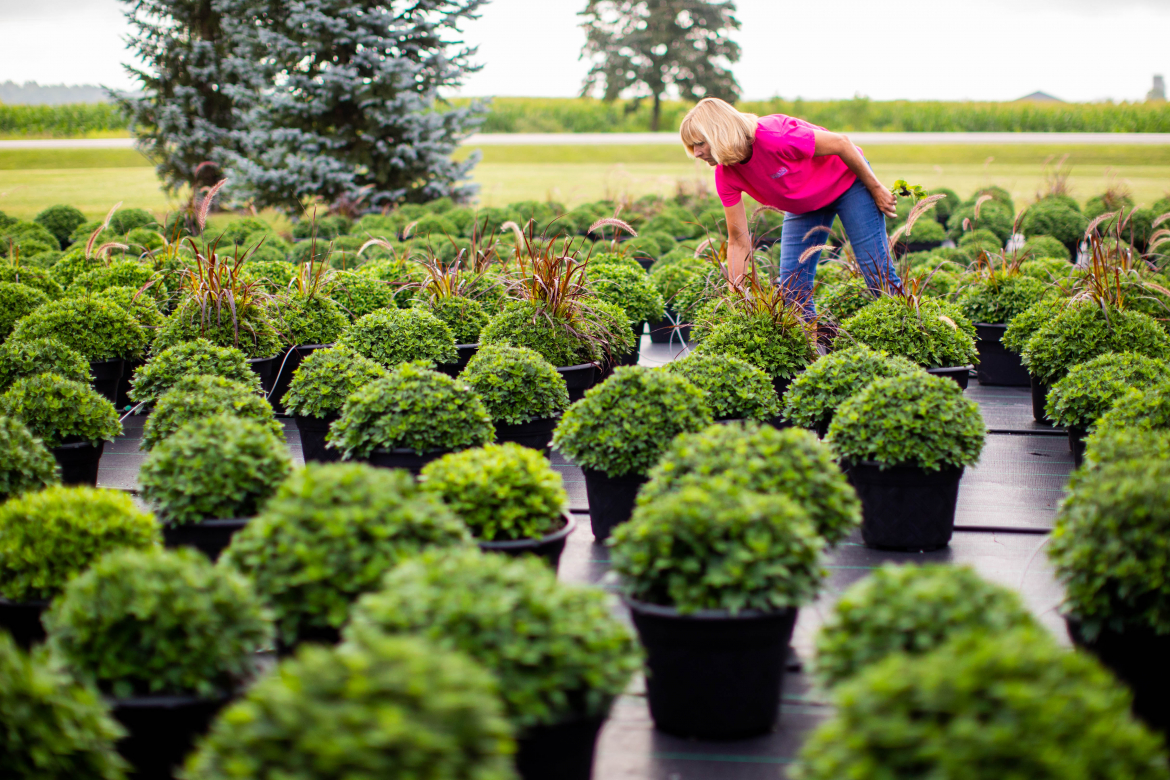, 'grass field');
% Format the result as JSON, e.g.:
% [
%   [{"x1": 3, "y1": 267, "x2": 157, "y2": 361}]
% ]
[{"x1": 1, "y1": 144, "x2": 1168, "y2": 221}]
